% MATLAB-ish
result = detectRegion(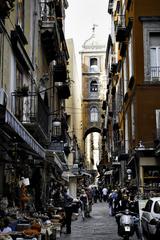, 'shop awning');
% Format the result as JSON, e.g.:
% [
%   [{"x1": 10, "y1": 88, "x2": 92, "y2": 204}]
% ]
[
  {"x1": 46, "y1": 150, "x2": 64, "y2": 171},
  {"x1": 1, "y1": 108, "x2": 45, "y2": 159},
  {"x1": 61, "y1": 171, "x2": 76, "y2": 182}
]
